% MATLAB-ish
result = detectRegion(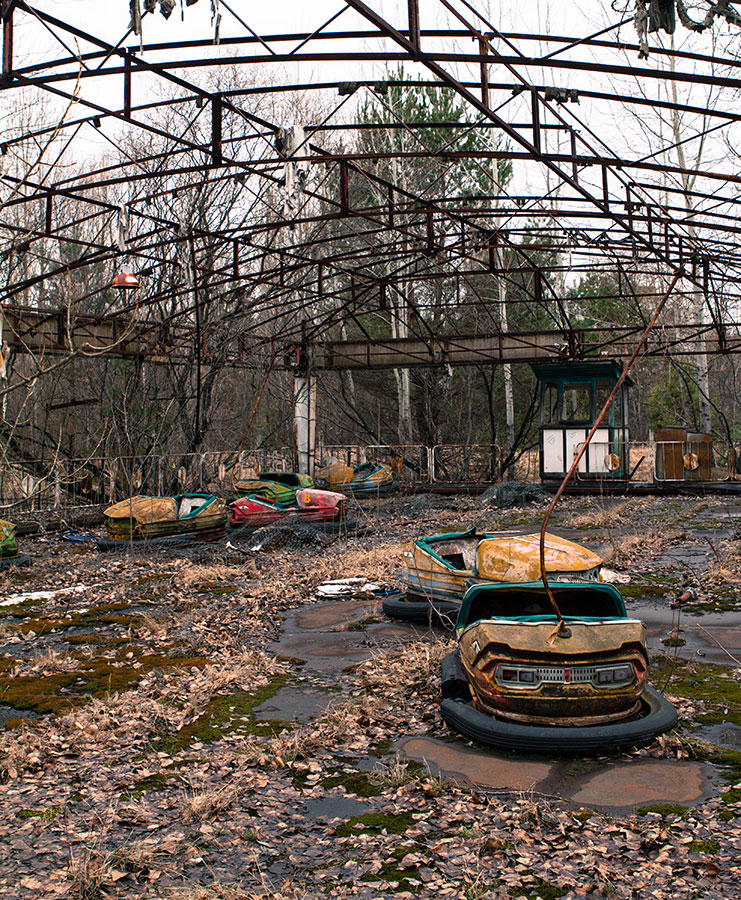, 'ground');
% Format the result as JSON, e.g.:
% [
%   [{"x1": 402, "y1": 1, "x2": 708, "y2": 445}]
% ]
[{"x1": 0, "y1": 493, "x2": 740, "y2": 899}]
